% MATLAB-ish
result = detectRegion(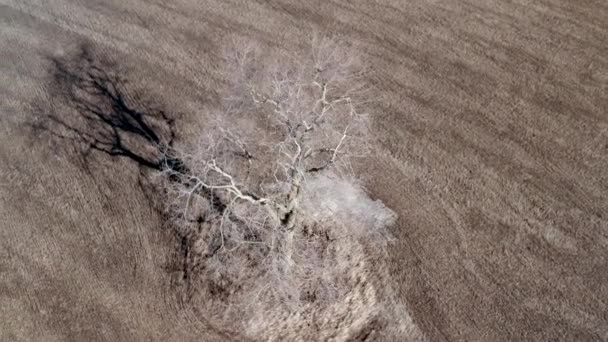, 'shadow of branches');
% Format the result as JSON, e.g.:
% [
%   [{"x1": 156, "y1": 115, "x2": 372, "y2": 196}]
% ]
[
  {"x1": 29, "y1": 43, "x2": 230, "y2": 304},
  {"x1": 32, "y1": 43, "x2": 184, "y2": 173}
]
